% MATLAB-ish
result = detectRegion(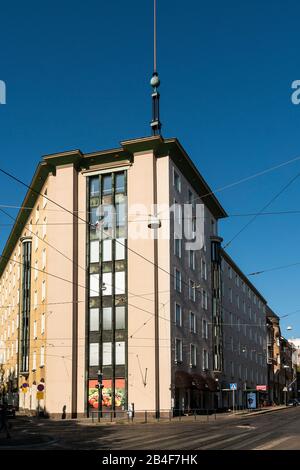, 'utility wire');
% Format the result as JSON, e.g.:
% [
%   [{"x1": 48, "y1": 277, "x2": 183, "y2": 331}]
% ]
[{"x1": 223, "y1": 169, "x2": 300, "y2": 249}]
